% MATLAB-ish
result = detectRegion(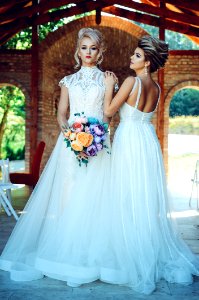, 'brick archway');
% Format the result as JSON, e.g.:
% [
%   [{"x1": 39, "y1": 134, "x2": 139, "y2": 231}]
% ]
[
  {"x1": 165, "y1": 80, "x2": 199, "y2": 108},
  {"x1": 163, "y1": 80, "x2": 199, "y2": 171},
  {"x1": 38, "y1": 15, "x2": 148, "y2": 166},
  {"x1": 40, "y1": 15, "x2": 148, "y2": 53},
  {"x1": 0, "y1": 77, "x2": 30, "y2": 102}
]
